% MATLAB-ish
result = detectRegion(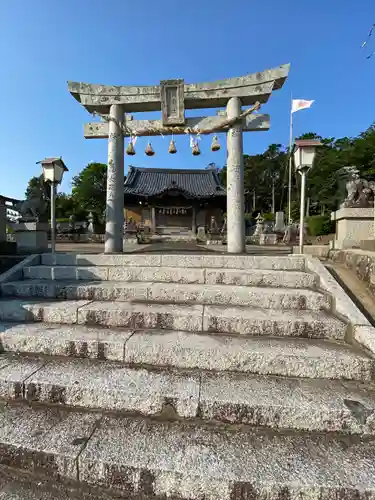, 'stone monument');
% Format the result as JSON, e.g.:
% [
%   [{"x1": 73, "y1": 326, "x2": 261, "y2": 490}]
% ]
[
  {"x1": 331, "y1": 169, "x2": 375, "y2": 249},
  {"x1": 207, "y1": 216, "x2": 222, "y2": 245},
  {"x1": 251, "y1": 214, "x2": 277, "y2": 245},
  {"x1": 87, "y1": 212, "x2": 94, "y2": 235},
  {"x1": 123, "y1": 218, "x2": 138, "y2": 245},
  {"x1": 274, "y1": 211, "x2": 286, "y2": 232},
  {"x1": 13, "y1": 191, "x2": 48, "y2": 253},
  {"x1": 68, "y1": 64, "x2": 290, "y2": 253}
]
